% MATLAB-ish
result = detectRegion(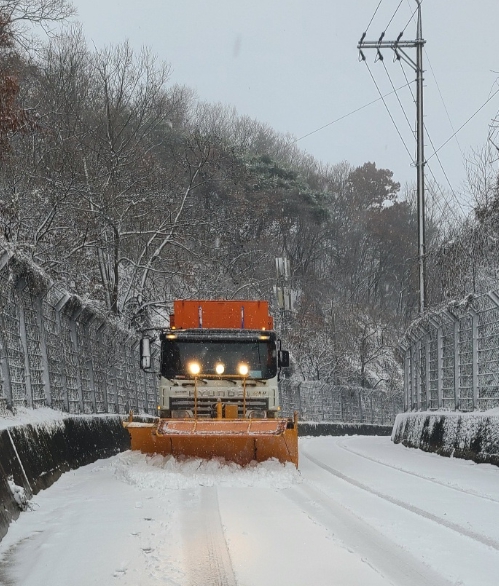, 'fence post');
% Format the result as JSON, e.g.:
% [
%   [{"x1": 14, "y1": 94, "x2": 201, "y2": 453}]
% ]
[
  {"x1": 0, "y1": 252, "x2": 13, "y2": 409},
  {"x1": 113, "y1": 357, "x2": 119, "y2": 414},
  {"x1": 16, "y1": 281, "x2": 33, "y2": 408},
  {"x1": 486, "y1": 292, "x2": 499, "y2": 411},
  {"x1": 35, "y1": 294, "x2": 52, "y2": 407},
  {"x1": 404, "y1": 349, "x2": 410, "y2": 411},
  {"x1": 96, "y1": 322, "x2": 108, "y2": 413},
  {"x1": 436, "y1": 323, "x2": 443, "y2": 409},
  {"x1": 0, "y1": 313, "x2": 13, "y2": 410},
  {"x1": 83, "y1": 318, "x2": 96, "y2": 413},
  {"x1": 69, "y1": 308, "x2": 84, "y2": 413},
  {"x1": 55, "y1": 293, "x2": 71, "y2": 412},
  {"x1": 416, "y1": 339, "x2": 422, "y2": 409},
  {"x1": 410, "y1": 343, "x2": 416, "y2": 409},
  {"x1": 450, "y1": 313, "x2": 460, "y2": 411},
  {"x1": 423, "y1": 331, "x2": 430, "y2": 410},
  {"x1": 471, "y1": 309, "x2": 479, "y2": 410}
]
